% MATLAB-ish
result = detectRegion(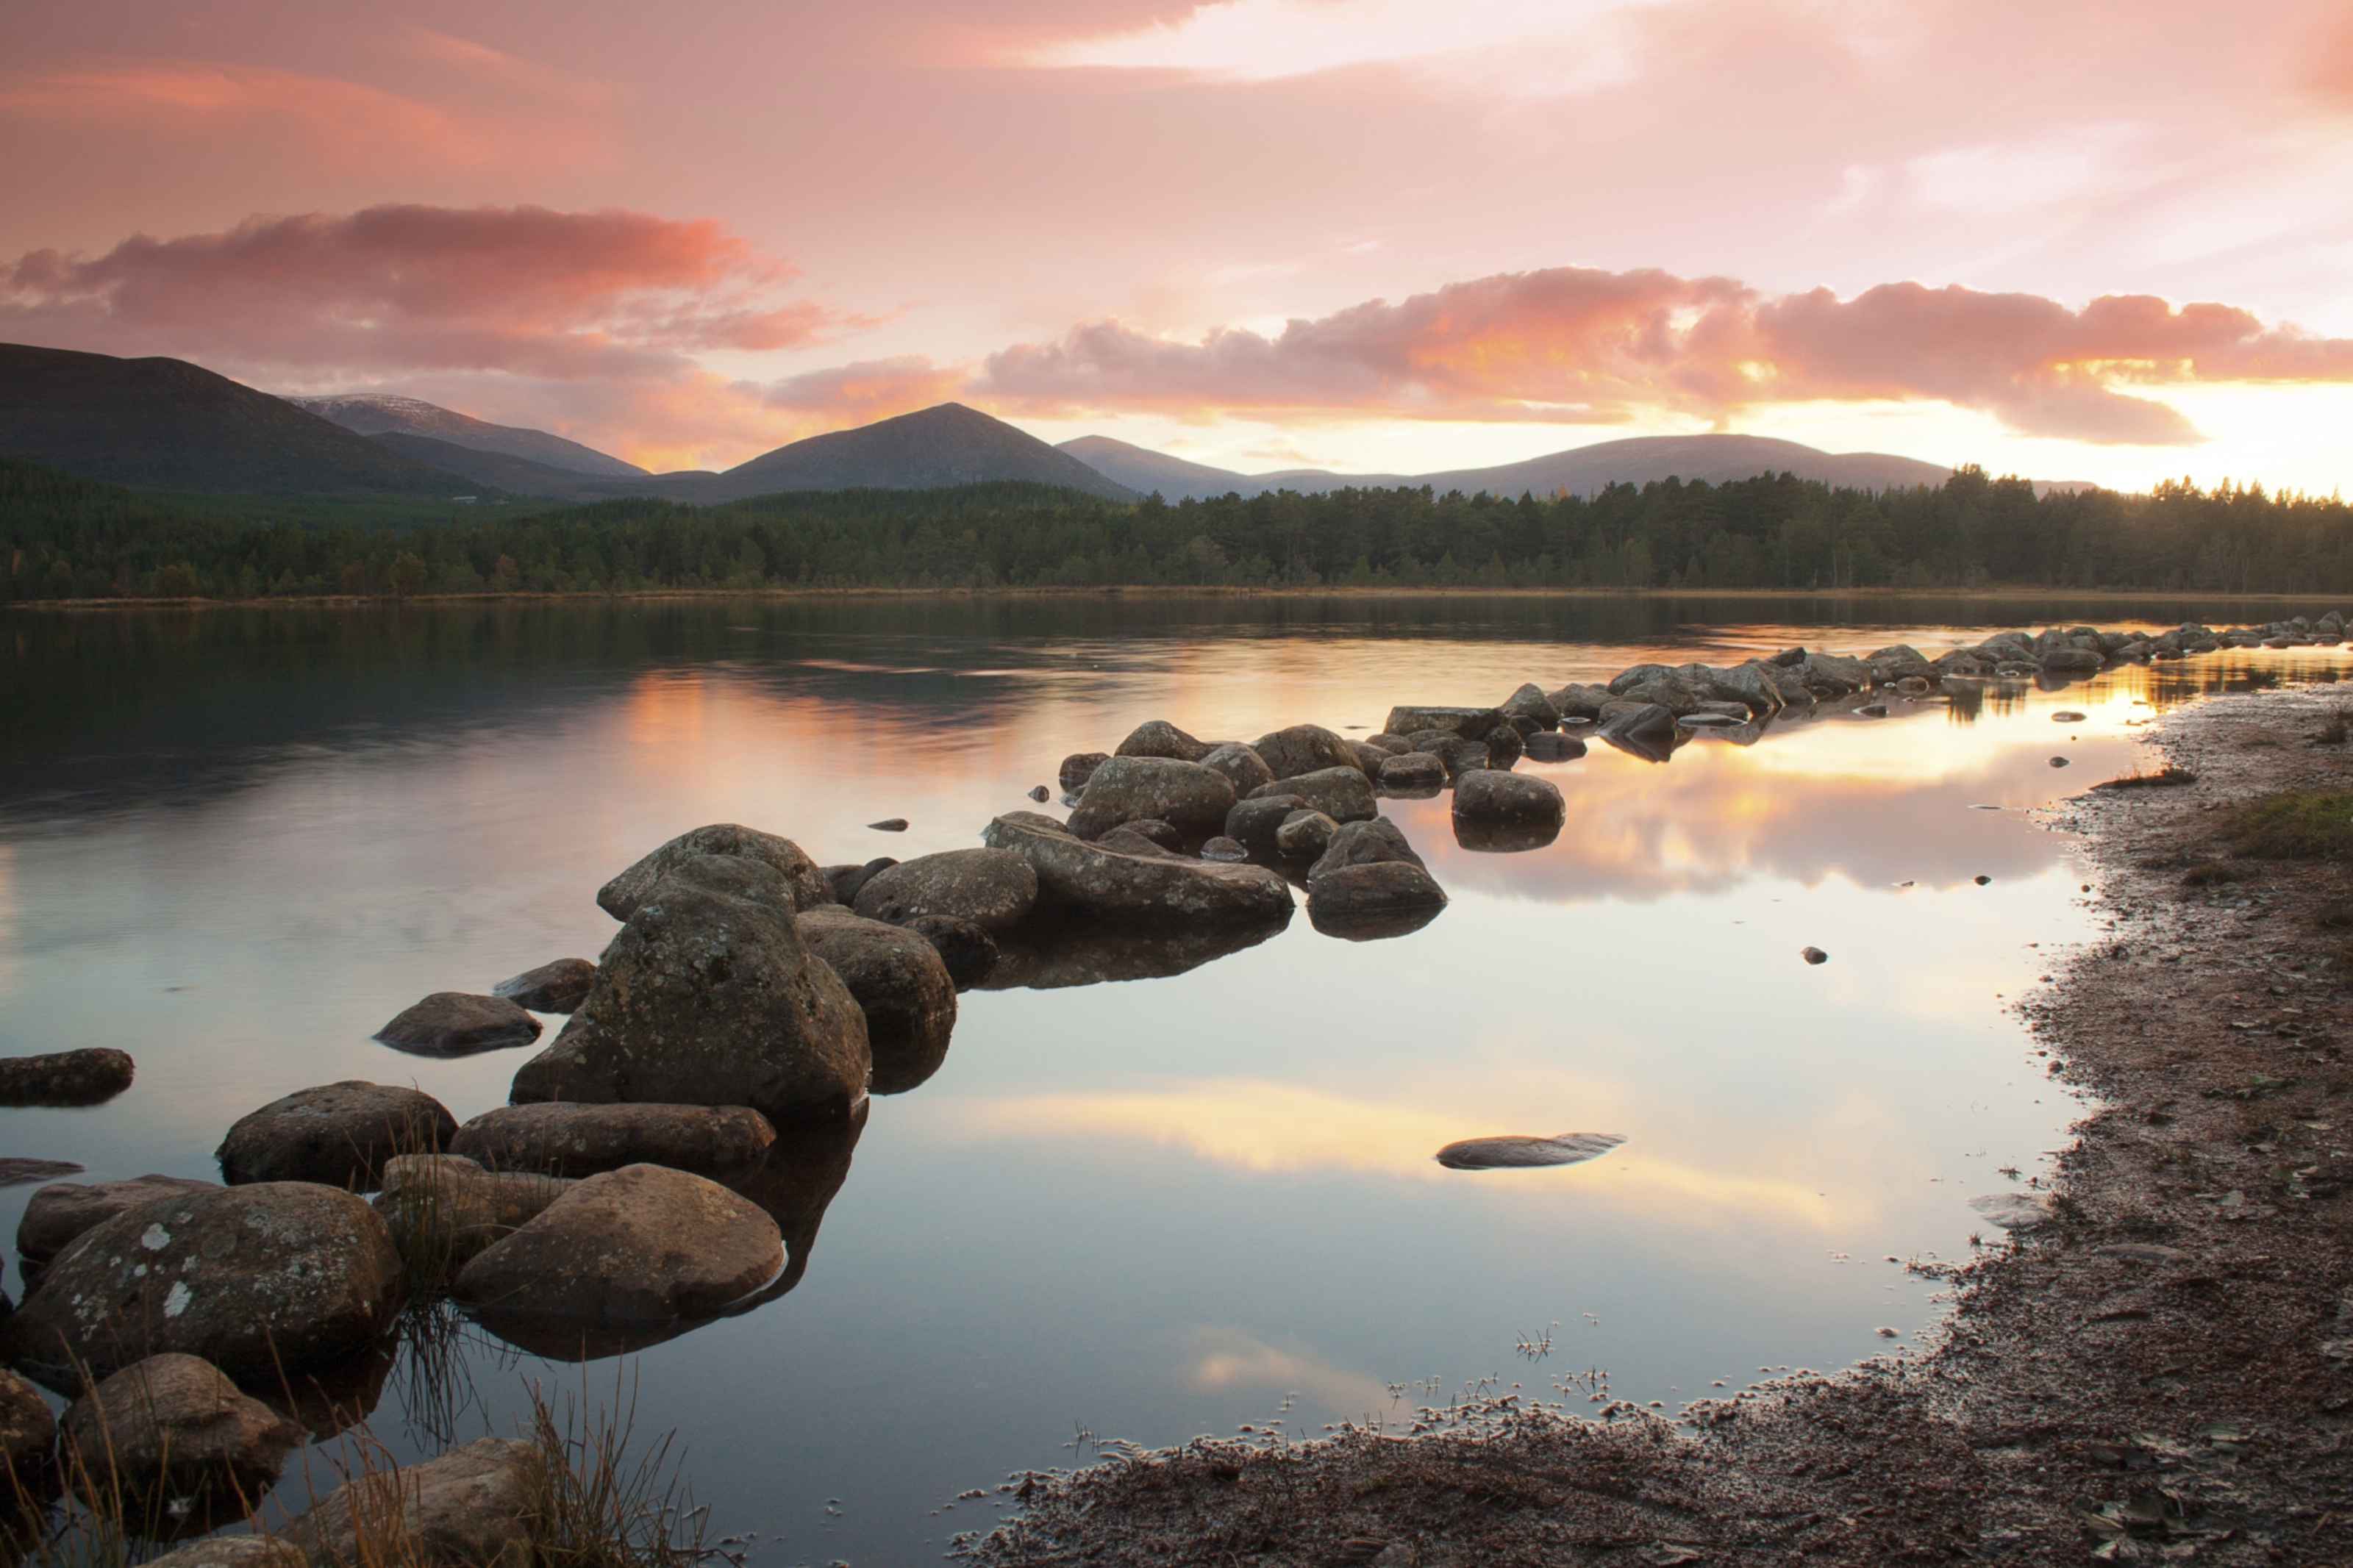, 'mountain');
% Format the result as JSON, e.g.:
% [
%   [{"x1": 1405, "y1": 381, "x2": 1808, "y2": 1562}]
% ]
[
  {"x1": 0, "y1": 343, "x2": 460, "y2": 495},
  {"x1": 688, "y1": 403, "x2": 1138, "y2": 504},
  {"x1": 1058, "y1": 432, "x2": 1954, "y2": 501},
  {"x1": 367, "y1": 432, "x2": 615, "y2": 498},
  {"x1": 289, "y1": 393, "x2": 646, "y2": 478}
]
